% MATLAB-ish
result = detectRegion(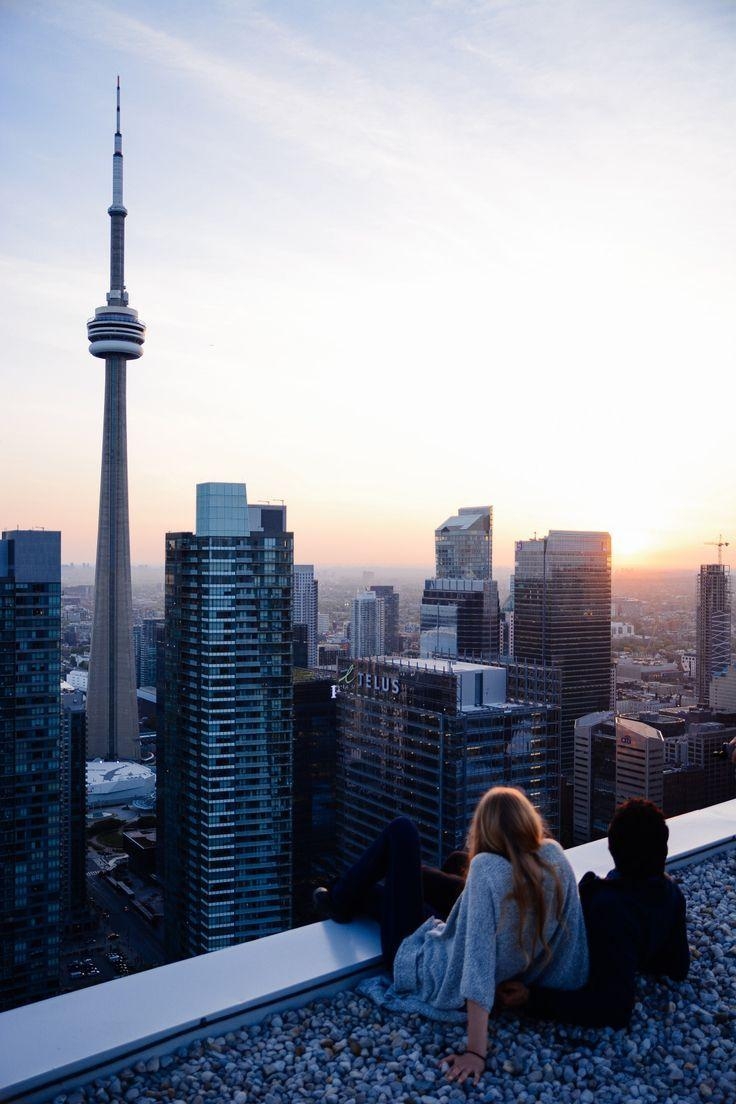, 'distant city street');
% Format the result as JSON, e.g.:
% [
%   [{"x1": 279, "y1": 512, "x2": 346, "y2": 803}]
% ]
[{"x1": 85, "y1": 860, "x2": 165, "y2": 970}]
